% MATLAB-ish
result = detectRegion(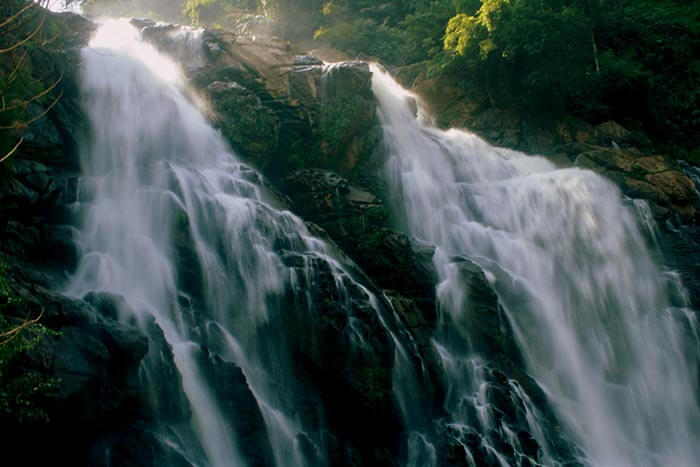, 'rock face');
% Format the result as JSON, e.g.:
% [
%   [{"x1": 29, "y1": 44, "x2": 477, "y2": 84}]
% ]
[
  {"x1": 573, "y1": 147, "x2": 697, "y2": 220},
  {"x1": 0, "y1": 12, "x2": 405, "y2": 466},
  {"x1": 411, "y1": 75, "x2": 698, "y2": 222},
  {"x1": 0, "y1": 10, "x2": 192, "y2": 466},
  {"x1": 134, "y1": 21, "x2": 382, "y2": 178},
  {"x1": 132, "y1": 21, "x2": 566, "y2": 465}
]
